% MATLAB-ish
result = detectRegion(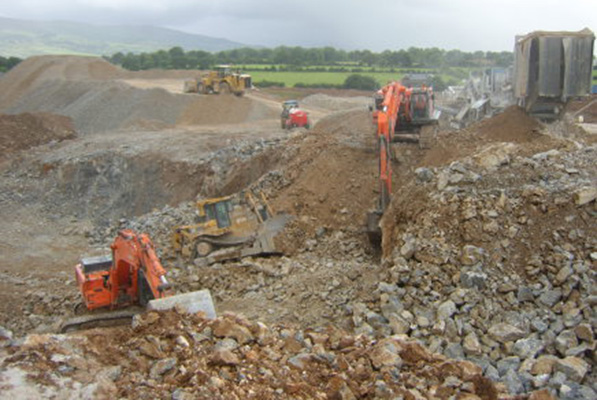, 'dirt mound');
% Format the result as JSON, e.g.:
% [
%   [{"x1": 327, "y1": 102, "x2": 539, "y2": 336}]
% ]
[
  {"x1": 302, "y1": 93, "x2": 371, "y2": 111},
  {"x1": 0, "y1": 55, "x2": 283, "y2": 133},
  {"x1": 0, "y1": 112, "x2": 76, "y2": 160},
  {"x1": 270, "y1": 109, "x2": 378, "y2": 253},
  {"x1": 0, "y1": 56, "x2": 123, "y2": 110},
  {"x1": 5, "y1": 80, "x2": 194, "y2": 134},
  {"x1": 422, "y1": 106, "x2": 549, "y2": 167},
  {"x1": 179, "y1": 94, "x2": 278, "y2": 126},
  {"x1": 0, "y1": 56, "x2": 279, "y2": 133}
]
